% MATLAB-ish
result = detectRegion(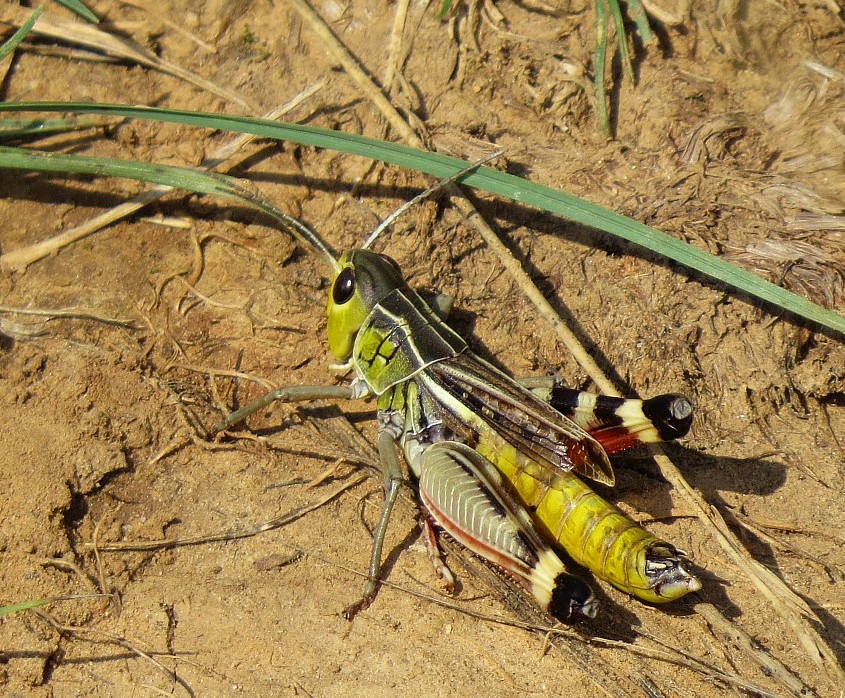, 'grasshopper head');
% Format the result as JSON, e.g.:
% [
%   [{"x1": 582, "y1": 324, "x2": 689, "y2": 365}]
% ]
[{"x1": 326, "y1": 249, "x2": 408, "y2": 361}]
